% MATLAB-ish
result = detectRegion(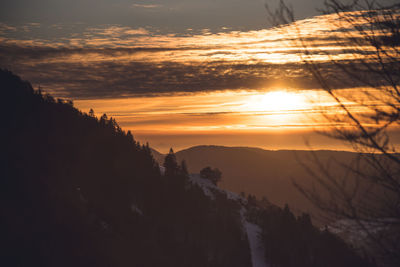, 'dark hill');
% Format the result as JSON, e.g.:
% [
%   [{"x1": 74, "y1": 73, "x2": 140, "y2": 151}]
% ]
[
  {"x1": 0, "y1": 70, "x2": 250, "y2": 267},
  {"x1": 1, "y1": 70, "x2": 372, "y2": 267}
]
